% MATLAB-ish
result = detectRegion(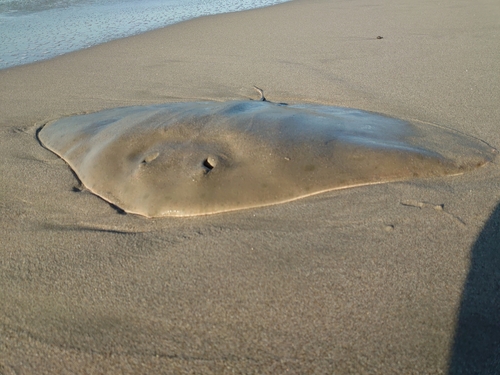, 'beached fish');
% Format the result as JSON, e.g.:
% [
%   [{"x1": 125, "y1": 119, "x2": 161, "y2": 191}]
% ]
[{"x1": 38, "y1": 90, "x2": 496, "y2": 217}]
